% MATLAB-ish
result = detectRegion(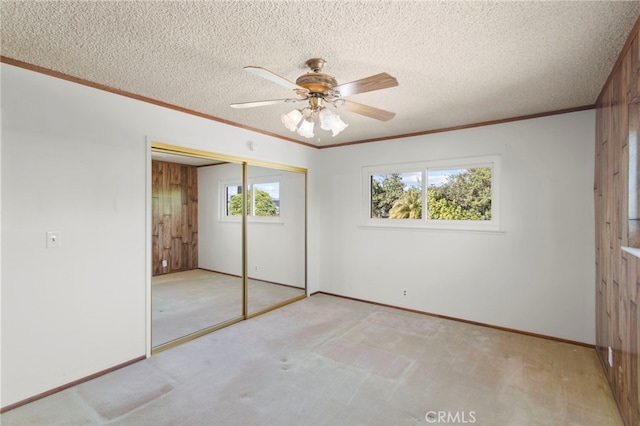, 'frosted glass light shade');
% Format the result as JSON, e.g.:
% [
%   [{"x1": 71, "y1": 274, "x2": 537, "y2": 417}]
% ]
[
  {"x1": 282, "y1": 106, "x2": 347, "y2": 138},
  {"x1": 319, "y1": 107, "x2": 333, "y2": 130},
  {"x1": 319, "y1": 108, "x2": 348, "y2": 137},
  {"x1": 330, "y1": 116, "x2": 348, "y2": 136},
  {"x1": 281, "y1": 109, "x2": 303, "y2": 131},
  {"x1": 296, "y1": 118, "x2": 315, "y2": 138}
]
